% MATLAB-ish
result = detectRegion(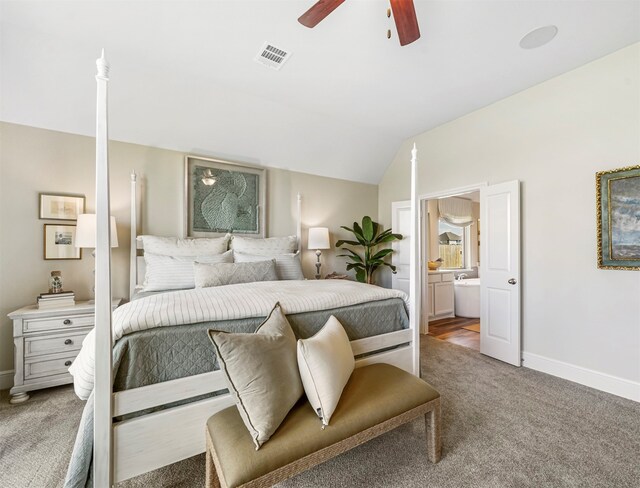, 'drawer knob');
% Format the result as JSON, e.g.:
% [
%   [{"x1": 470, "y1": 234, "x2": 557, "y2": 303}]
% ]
[
  {"x1": 63, "y1": 319, "x2": 71, "y2": 325},
  {"x1": 64, "y1": 360, "x2": 72, "y2": 367},
  {"x1": 64, "y1": 339, "x2": 73, "y2": 345}
]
